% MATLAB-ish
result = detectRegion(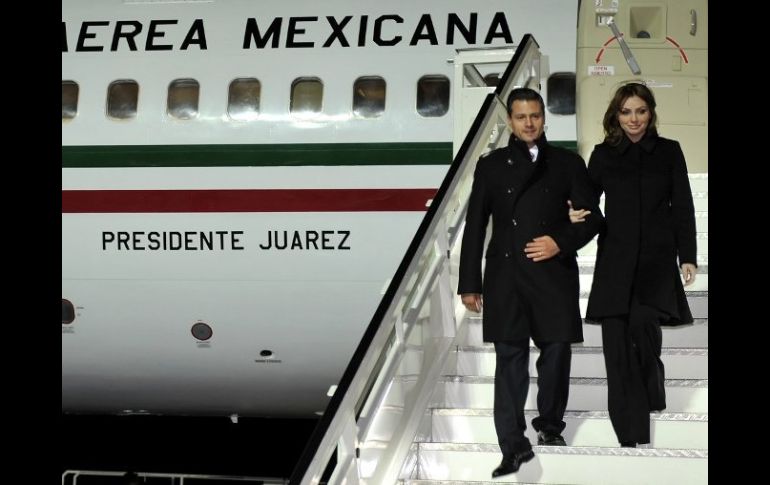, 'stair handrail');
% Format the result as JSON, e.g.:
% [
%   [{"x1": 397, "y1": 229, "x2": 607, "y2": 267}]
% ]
[{"x1": 289, "y1": 34, "x2": 542, "y2": 485}]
